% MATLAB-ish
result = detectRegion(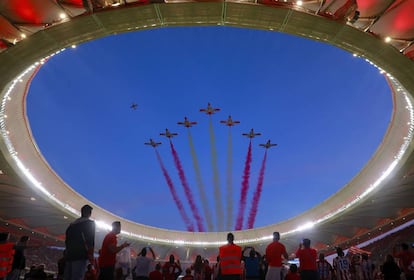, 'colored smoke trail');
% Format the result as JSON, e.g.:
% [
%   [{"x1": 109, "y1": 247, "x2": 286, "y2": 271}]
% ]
[
  {"x1": 170, "y1": 141, "x2": 205, "y2": 232},
  {"x1": 209, "y1": 118, "x2": 224, "y2": 231},
  {"x1": 187, "y1": 129, "x2": 214, "y2": 231},
  {"x1": 246, "y1": 150, "x2": 268, "y2": 229},
  {"x1": 235, "y1": 141, "x2": 252, "y2": 230},
  {"x1": 155, "y1": 150, "x2": 194, "y2": 232},
  {"x1": 225, "y1": 128, "x2": 233, "y2": 230}
]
